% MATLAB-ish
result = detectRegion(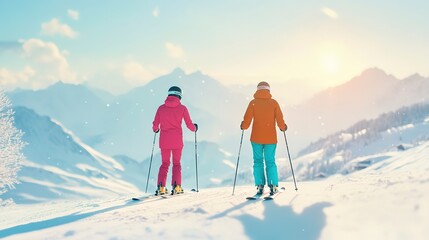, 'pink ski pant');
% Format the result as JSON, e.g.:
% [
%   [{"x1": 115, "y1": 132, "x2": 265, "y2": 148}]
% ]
[{"x1": 157, "y1": 148, "x2": 183, "y2": 187}]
